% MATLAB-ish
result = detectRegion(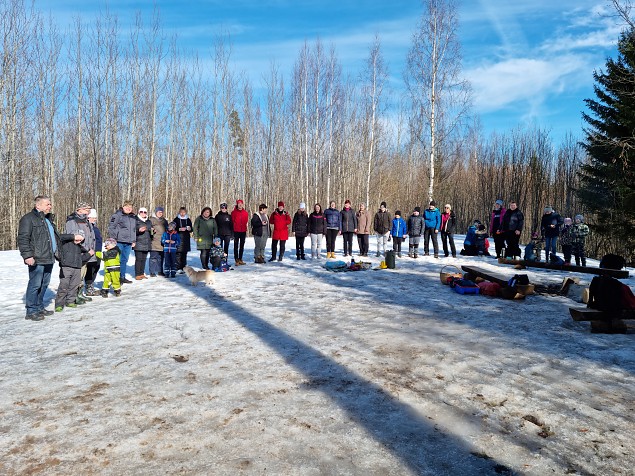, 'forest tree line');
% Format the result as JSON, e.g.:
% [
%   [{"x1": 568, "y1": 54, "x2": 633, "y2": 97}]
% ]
[{"x1": 0, "y1": 0, "x2": 629, "y2": 262}]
